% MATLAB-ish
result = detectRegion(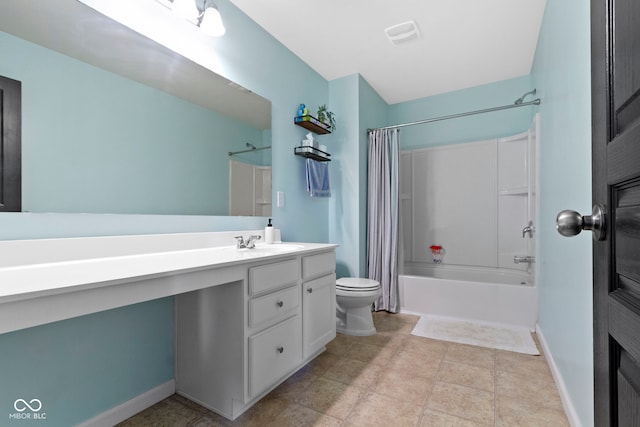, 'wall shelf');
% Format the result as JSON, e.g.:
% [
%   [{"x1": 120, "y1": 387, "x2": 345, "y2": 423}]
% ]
[
  {"x1": 294, "y1": 115, "x2": 332, "y2": 134},
  {"x1": 294, "y1": 146, "x2": 331, "y2": 162}
]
